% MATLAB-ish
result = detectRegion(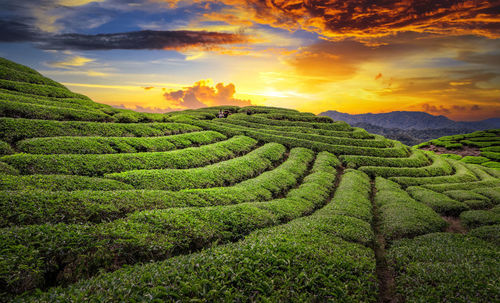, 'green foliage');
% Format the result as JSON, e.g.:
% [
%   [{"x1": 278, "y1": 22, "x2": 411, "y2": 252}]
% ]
[
  {"x1": 0, "y1": 89, "x2": 108, "y2": 110},
  {"x1": 1, "y1": 151, "x2": 341, "y2": 296},
  {"x1": 0, "y1": 162, "x2": 18, "y2": 175},
  {"x1": 0, "y1": 117, "x2": 201, "y2": 142},
  {"x1": 3, "y1": 136, "x2": 256, "y2": 176},
  {"x1": 388, "y1": 233, "x2": 500, "y2": 302},
  {"x1": 460, "y1": 210, "x2": 500, "y2": 229},
  {"x1": 0, "y1": 79, "x2": 88, "y2": 99},
  {"x1": 0, "y1": 64, "x2": 65, "y2": 88},
  {"x1": 0, "y1": 57, "x2": 41, "y2": 75},
  {"x1": 323, "y1": 169, "x2": 373, "y2": 223},
  {"x1": 406, "y1": 186, "x2": 469, "y2": 216},
  {"x1": 472, "y1": 187, "x2": 500, "y2": 204},
  {"x1": 107, "y1": 143, "x2": 286, "y2": 190},
  {"x1": 228, "y1": 113, "x2": 352, "y2": 130},
  {"x1": 0, "y1": 140, "x2": 13, "y2": 155},
  {"x1": 340, "y1": 149, "x2": 430, "y2": 168},
  {"x1": 443, "y1": 189, "x2": 490, "y2": 203},
  {"x1": 0, "y1": 148, "x2": 316, "y2": 227},
  {"x1": 468, "y1": 224, "x2": 500, "y2": 245},
  {"x1": 390, "y1": 160, "x2": 478, "y2": 186},
  {"x1": 440, "y1": 153, "x2": 463, "y2": 160},
  {"x1": 16, "y1": 131, "x2": 226, "y2": 154},
  {"x1": 375, "y1": 178, "x2": 447, "y2": 241},
  {"x1": 359, "y1": 155, "x2": 452, "y2": 178},
  {"x1": 0, "y1": 99, "x2": 113, "y2": 122},
  {"x1": 0, "y1": 174, "x2": 133, "y2": 191},
  {"x1": 460, "y1": 156, "x2": 490, "y2": 164}
]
